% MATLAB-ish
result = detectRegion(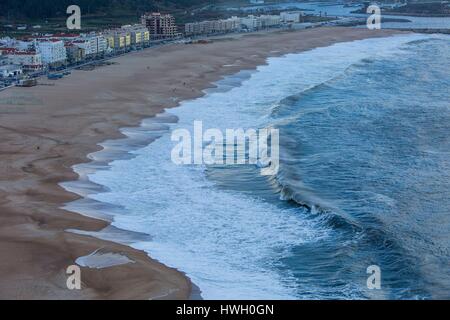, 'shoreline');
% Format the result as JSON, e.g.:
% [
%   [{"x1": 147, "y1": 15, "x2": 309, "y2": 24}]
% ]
[{"x1": 0, "y1": 27, "x2": 405, "y2": 299}]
